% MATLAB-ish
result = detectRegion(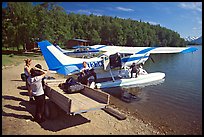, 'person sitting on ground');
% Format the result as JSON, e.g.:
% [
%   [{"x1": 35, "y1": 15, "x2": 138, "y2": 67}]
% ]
[
  {"x1": 129, "y1": 62, "x2": 139, "y2": 78},
  {"x1": 28, "y1": 66, "x2": 47, "y2": 123},
  {"x1": 24, "y1": 58, "x2": 34, "y2": 102}
]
